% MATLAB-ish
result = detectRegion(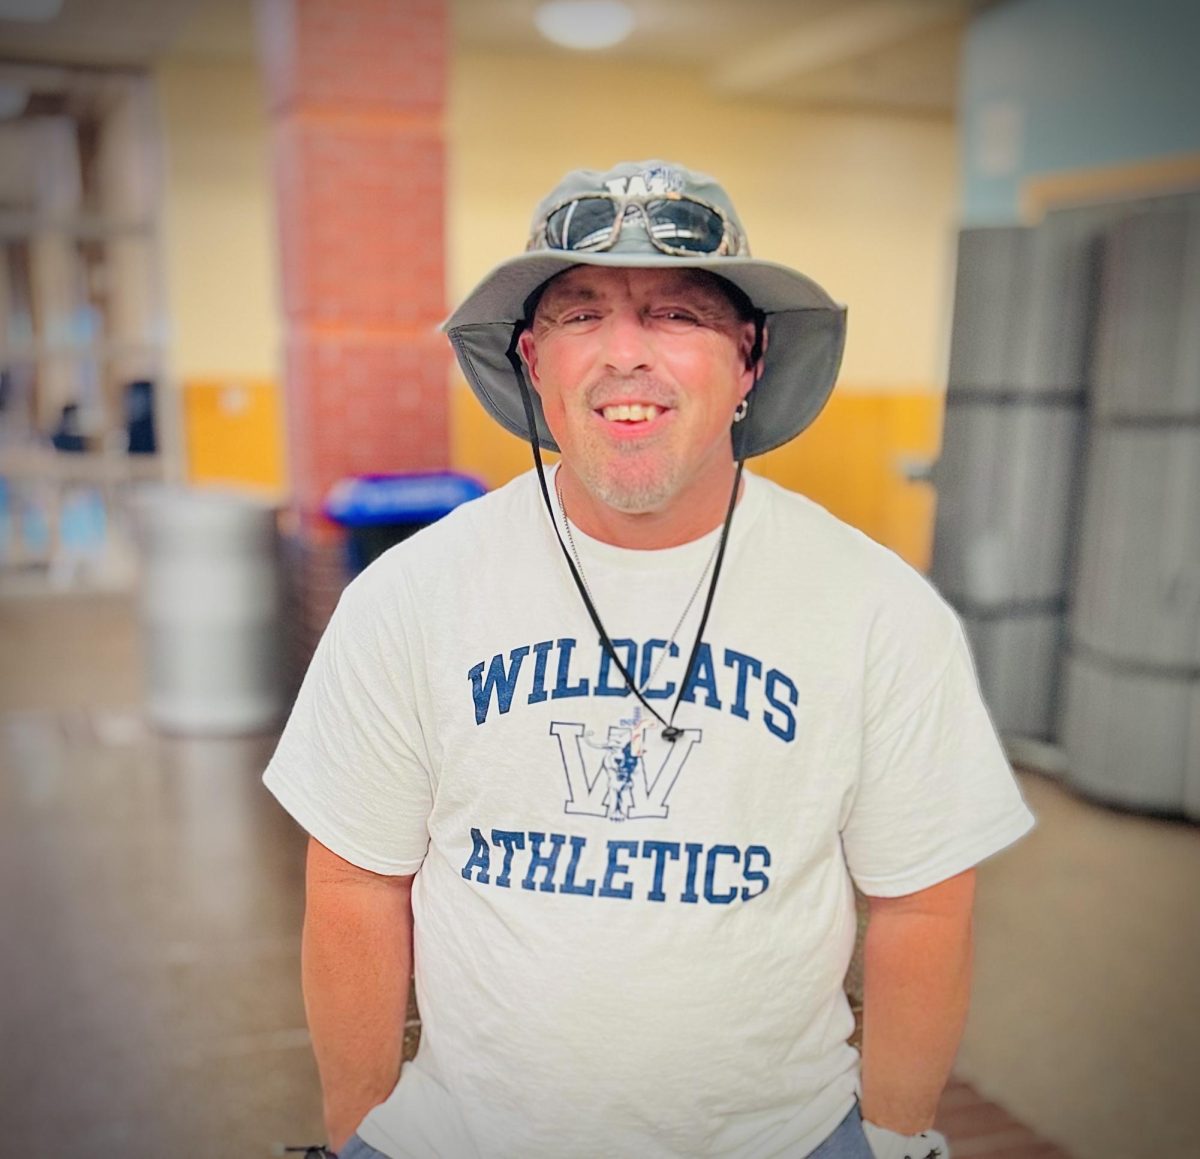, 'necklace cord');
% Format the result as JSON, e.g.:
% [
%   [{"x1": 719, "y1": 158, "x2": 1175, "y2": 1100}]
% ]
[
  {"x1": 660, "y1": 454, "x2": 743, "y2": 740},
  {"x1": 504, "y1": 321, "x2": 753, "y2": 742},
  {"x1": 504, "y1": 325, "x2": 672, "y2": 733},
  {"x1": 555, "y1": 467, "x2": 716, "y2": 692}
]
